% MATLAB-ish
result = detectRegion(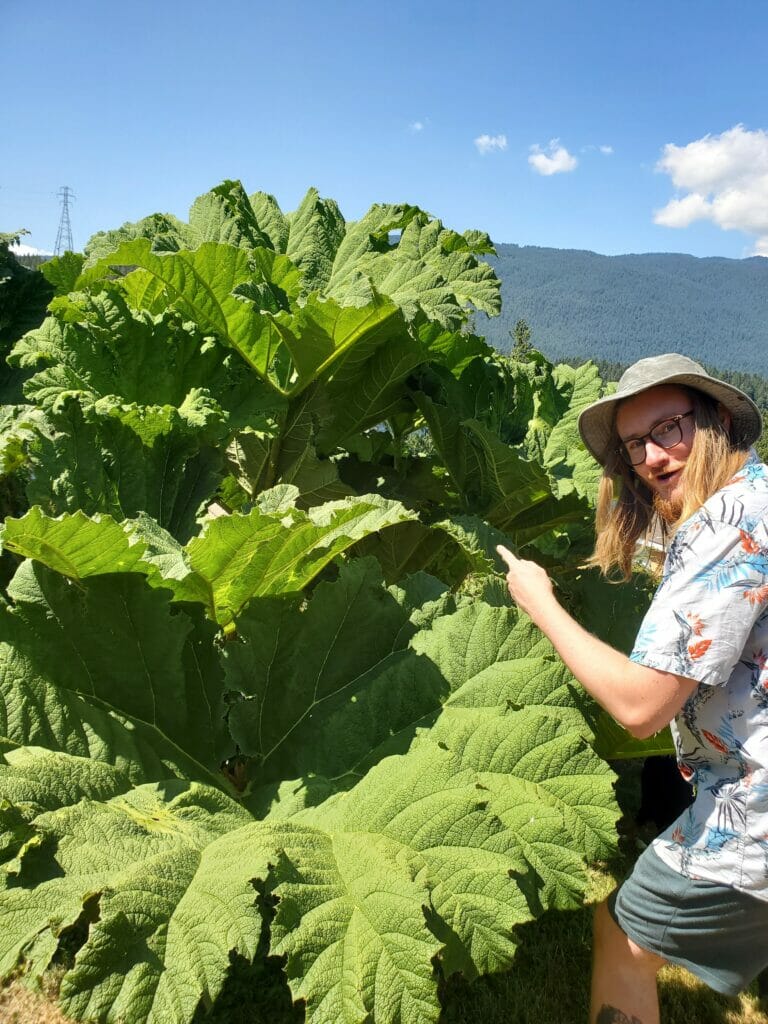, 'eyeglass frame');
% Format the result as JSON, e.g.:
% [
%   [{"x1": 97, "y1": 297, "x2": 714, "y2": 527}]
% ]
[{"x1": 616, "y1": 410, "x2": 695, "y2": 466}]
